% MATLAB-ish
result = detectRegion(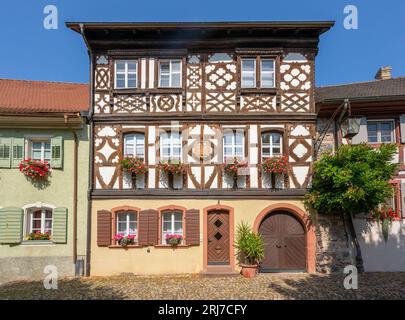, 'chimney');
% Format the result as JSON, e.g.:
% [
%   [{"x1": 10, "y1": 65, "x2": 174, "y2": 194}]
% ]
[{"x1": 375, "y1": 66, "x2": 392, "y2": 80}]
